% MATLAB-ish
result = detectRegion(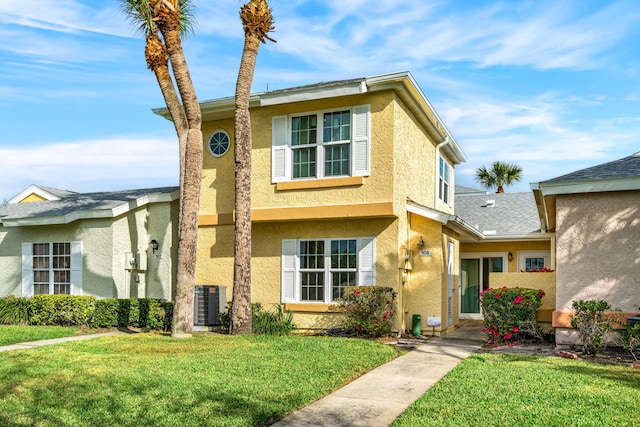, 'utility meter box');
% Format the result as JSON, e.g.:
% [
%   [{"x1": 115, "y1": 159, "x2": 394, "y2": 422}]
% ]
[{"x1": 194, "y1": 285, "x2": 227, "y2": 326}]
